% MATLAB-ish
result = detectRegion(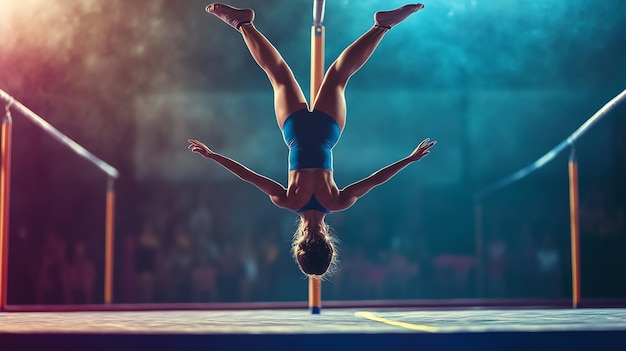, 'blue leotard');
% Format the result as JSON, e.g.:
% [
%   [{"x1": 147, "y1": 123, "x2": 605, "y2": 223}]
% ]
[
  {"x1": 295, "y1": 194, "x2": 331, "y2": 214},
  {"x1": 282, "y1": 109, "x2": 341, "y2": 171},
  {"x1": 282, "y1": 109, "x2": 341, "y2": 214}
]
